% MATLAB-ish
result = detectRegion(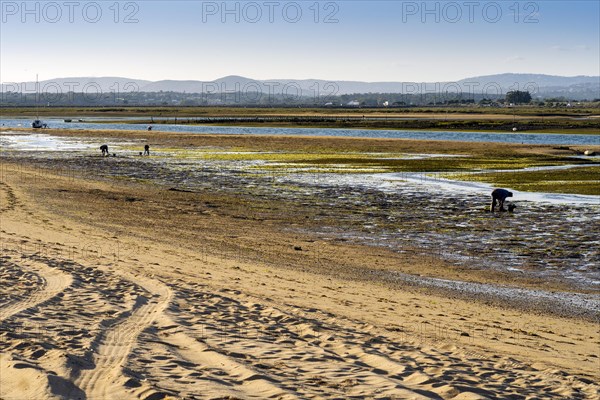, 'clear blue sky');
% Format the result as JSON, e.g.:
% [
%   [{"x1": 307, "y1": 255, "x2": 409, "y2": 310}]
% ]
[{"x1": 1, "y1": 1, "x2": 598, "y2": 82}]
